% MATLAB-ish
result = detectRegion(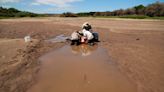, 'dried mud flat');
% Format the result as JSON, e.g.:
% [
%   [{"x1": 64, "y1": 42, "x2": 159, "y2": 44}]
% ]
[{"x1": 0, "y1": 17, "x2": 164, "y2": 92}]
